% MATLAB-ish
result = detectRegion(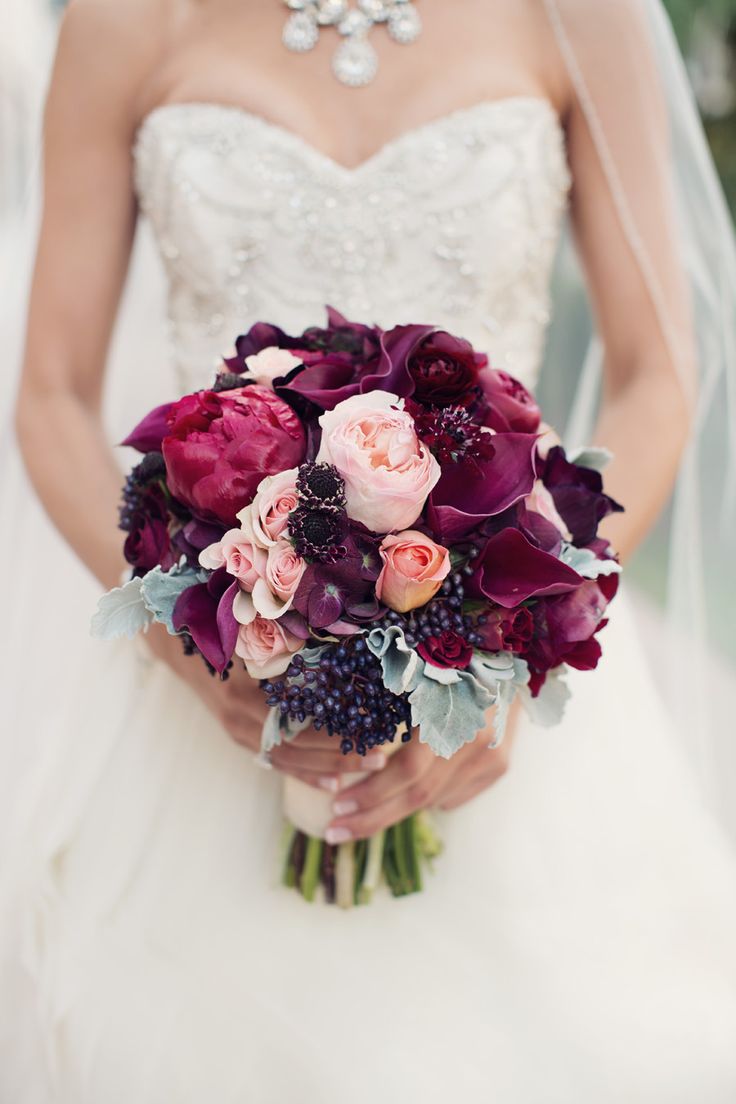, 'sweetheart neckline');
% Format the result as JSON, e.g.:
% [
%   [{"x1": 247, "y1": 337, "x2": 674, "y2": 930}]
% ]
[{"x1": 134, "y1": 95, "x2": 564, "y2": 177}]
